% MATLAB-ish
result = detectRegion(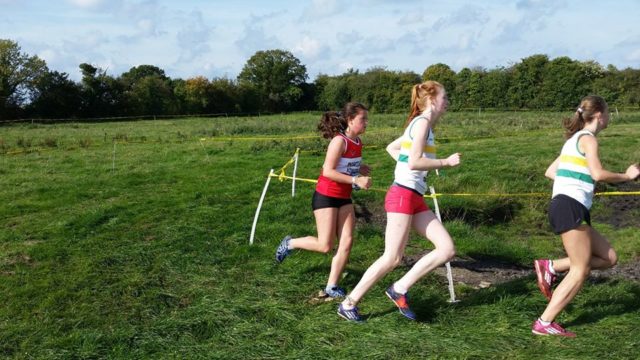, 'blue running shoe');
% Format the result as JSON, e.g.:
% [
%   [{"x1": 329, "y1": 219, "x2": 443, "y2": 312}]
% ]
[
  {"x1": 325, "y1": 286, "x2": 346, "y2": 298},
  {"x1": 385, "y1": 285, "x2": 417, "y2": 321},
  {"x1": 275, "y1": 235, "x2": 292, "y2": 263},
  {"x1": 337, "y1": 304, "x2": 364, "y2": 323}
]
